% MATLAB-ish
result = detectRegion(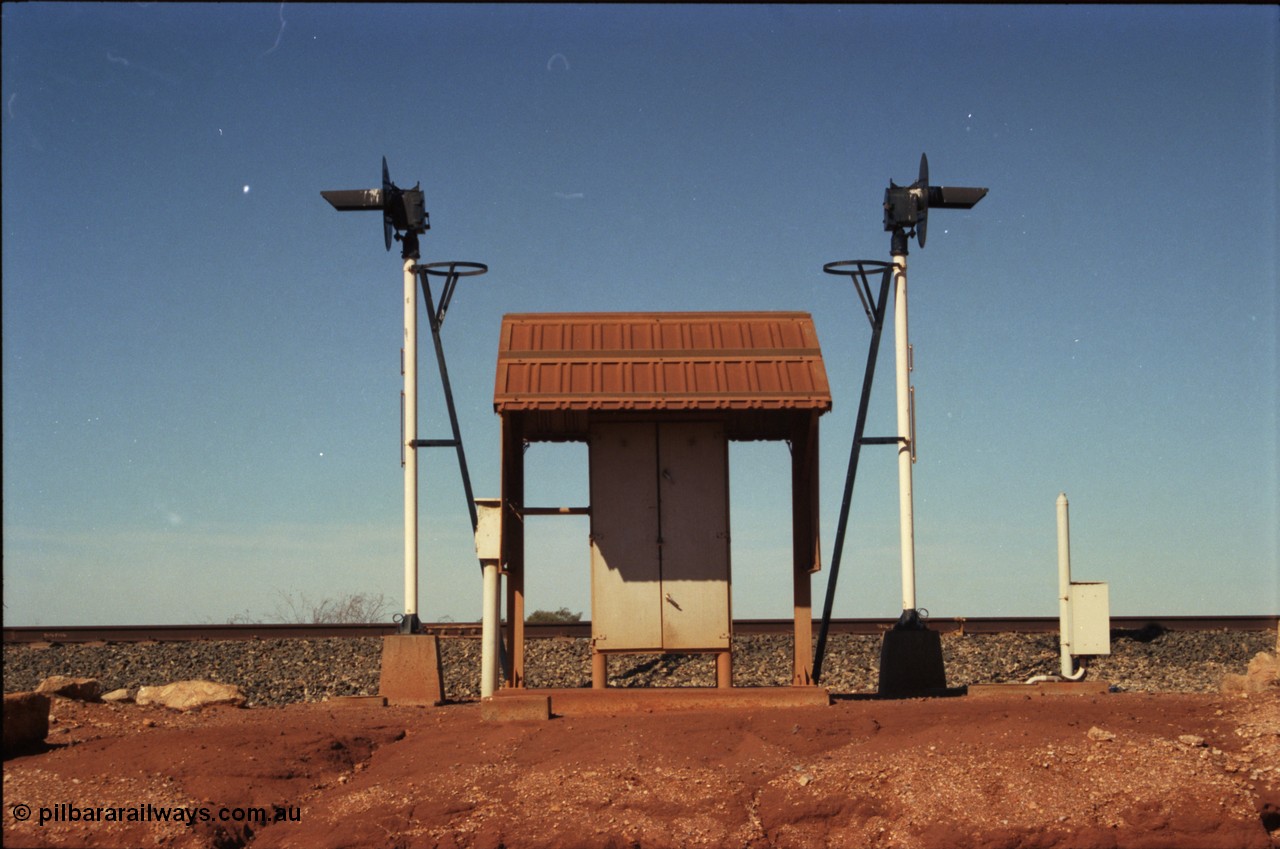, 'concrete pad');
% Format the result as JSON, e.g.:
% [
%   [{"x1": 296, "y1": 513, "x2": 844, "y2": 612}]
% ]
[
  {"x1": 494, "y1": 687, "x2": 831, "y2": 717},
  {"x1": 379, "y1": 635, "x2": 445, "y2": 706},
  {"x1": 325, "y1": 695, "x2": 388, "y2": 708},
  {"x1": 968, "y1": 681, "x2": 1113, "y2": 698},
  {"x1": 480, "y1": 695, "x2": 551, "y2": 721}
]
